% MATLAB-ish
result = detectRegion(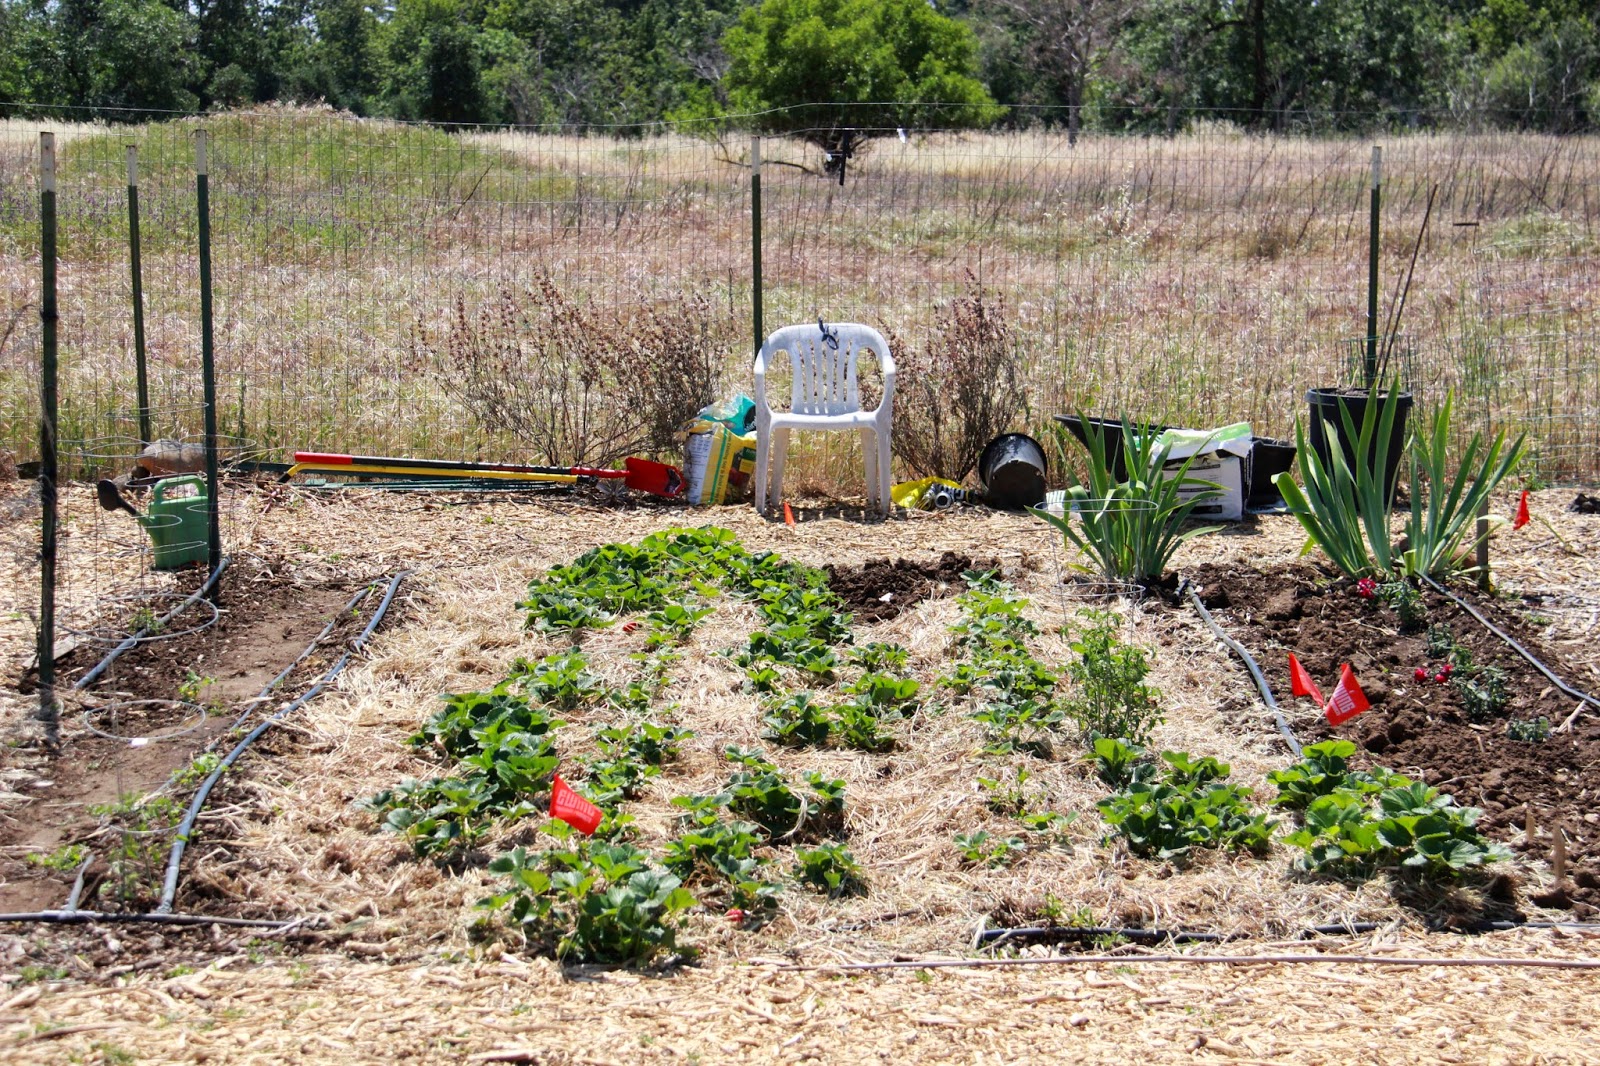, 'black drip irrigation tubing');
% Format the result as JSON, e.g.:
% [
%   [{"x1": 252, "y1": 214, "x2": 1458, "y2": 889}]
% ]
[
  {"x1": 1179, "y1": 576, "x2": 1302, "y2": 757},
  {"x1": 1420, "y1": 574, "x2": 1600, "y2": 715},
  {"x1": 154, "y1": 570, "x2": 409, "y2": 915},
  {"x1": 227, "y1": 583, "x2": 376, "y2": 731},
  {"x1": 975, "y1": 920, "x2": 1600, "y2": 948},
  {"x1": 73, "y1": 557, "x2": 230, "y2": 690},
  {"x1": 0, "y1": 910, "x2": 299, "y2": 928}
]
